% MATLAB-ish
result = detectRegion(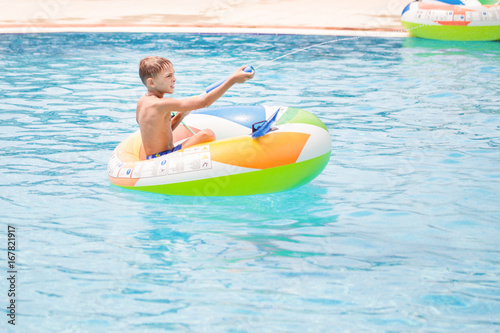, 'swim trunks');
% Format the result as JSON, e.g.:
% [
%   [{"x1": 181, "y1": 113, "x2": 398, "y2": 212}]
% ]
[{"x1": 146, "y1": 144, "x2": 182, "y2": 160}]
